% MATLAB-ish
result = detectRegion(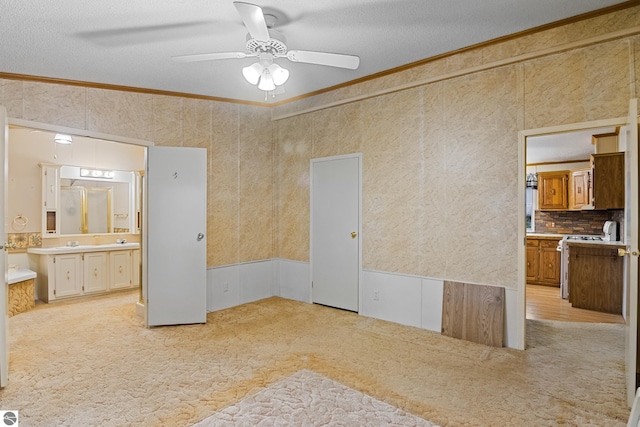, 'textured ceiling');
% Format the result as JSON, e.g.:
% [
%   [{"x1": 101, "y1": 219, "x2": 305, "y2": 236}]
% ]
[{"x1": 0, "y1": 0, "x2": 633, "y2": 105}]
